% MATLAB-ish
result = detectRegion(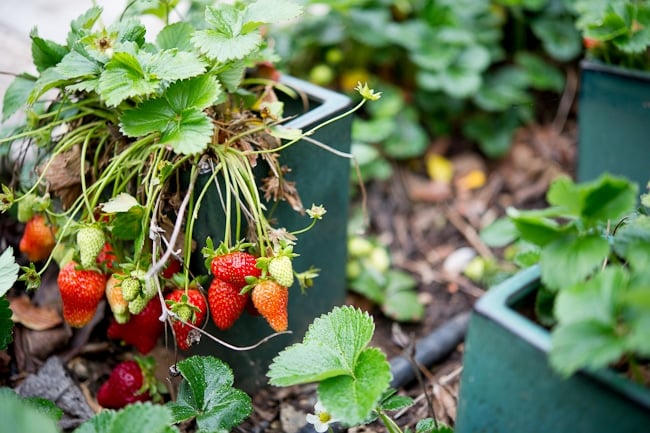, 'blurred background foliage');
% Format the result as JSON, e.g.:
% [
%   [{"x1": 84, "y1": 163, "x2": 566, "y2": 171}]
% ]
[{"x1": 271, "y1": 0, "x2": 583, "y2": 182}]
